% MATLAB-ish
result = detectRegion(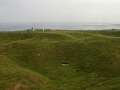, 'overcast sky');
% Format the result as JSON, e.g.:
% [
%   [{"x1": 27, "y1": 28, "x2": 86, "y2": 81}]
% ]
[{"x1": 0, "y1": 0, "x2": 120, "y2": 23}]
